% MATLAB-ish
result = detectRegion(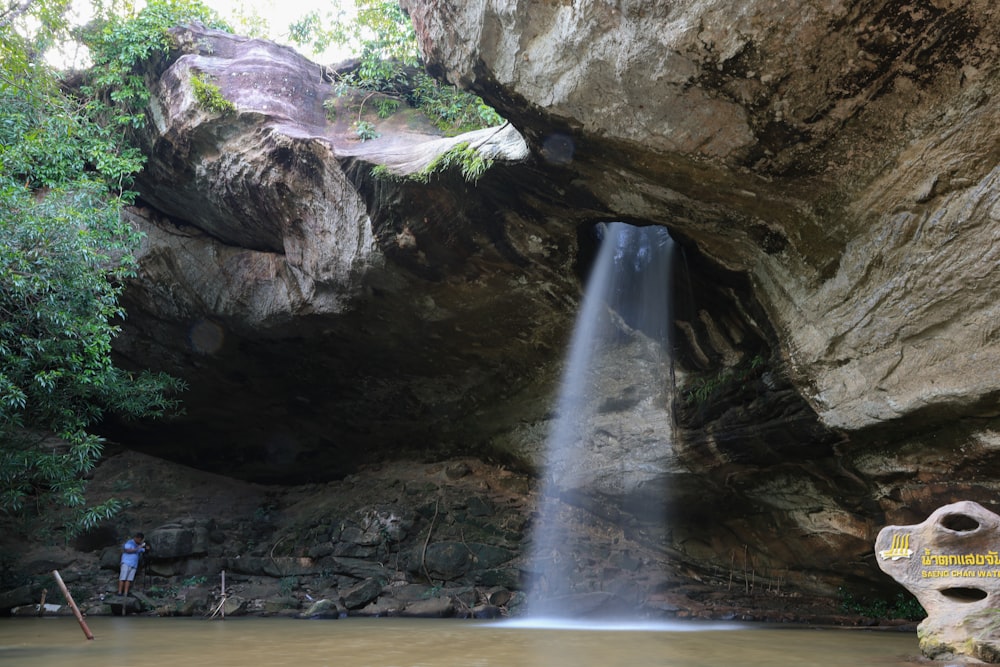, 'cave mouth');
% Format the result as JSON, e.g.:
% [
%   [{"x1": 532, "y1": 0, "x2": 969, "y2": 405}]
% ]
[
  {"x1": 940, "y1": 513, "x2": 980, "y2": 532},
  {"x1": 939, "y1": 587, "x2": 988, "y2": 603}
]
